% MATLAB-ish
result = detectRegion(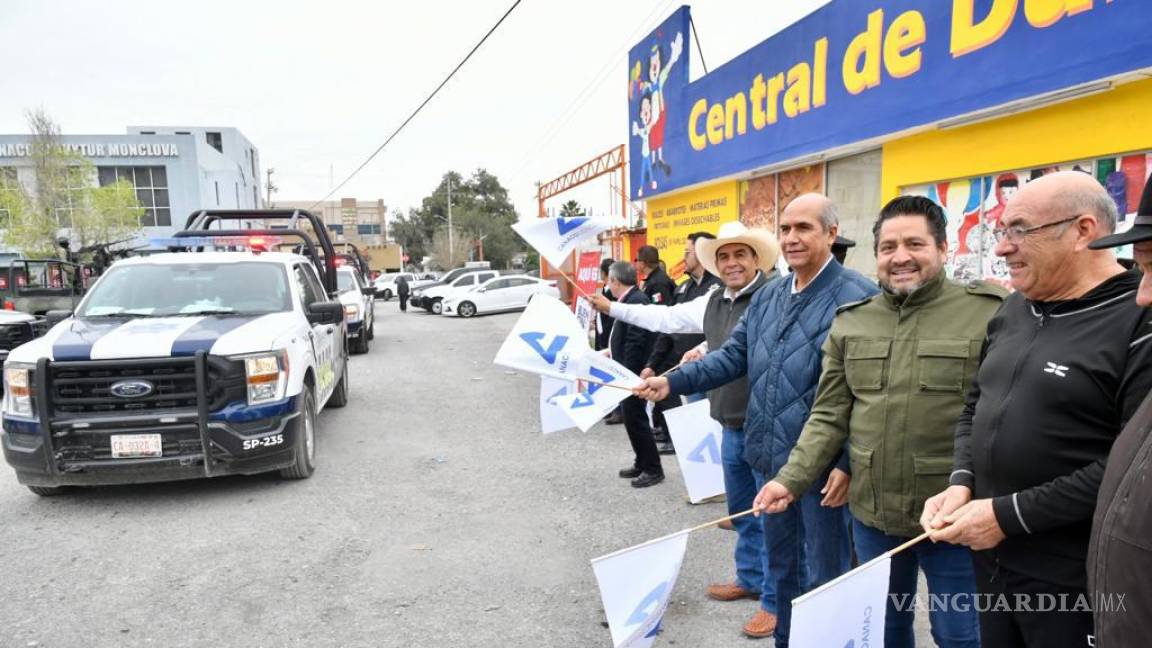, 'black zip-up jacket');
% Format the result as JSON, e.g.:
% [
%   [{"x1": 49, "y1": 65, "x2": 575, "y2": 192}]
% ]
[
  {"x1": 646, "y1": 272, "x2": 721, "y2": 373},
  {"x1": 950, "y1": 270, "x2": 1152, "y2": 589},
  {"x1": 642, "y1": 266, "x2": 675, "y2": 306}
]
